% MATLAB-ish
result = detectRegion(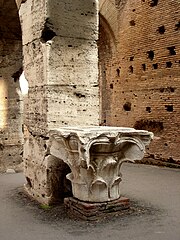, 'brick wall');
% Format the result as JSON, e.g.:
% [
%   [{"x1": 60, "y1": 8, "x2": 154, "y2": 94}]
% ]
[{"x1": 99, "y1": 0, "x2": 180, "y2": 164}]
